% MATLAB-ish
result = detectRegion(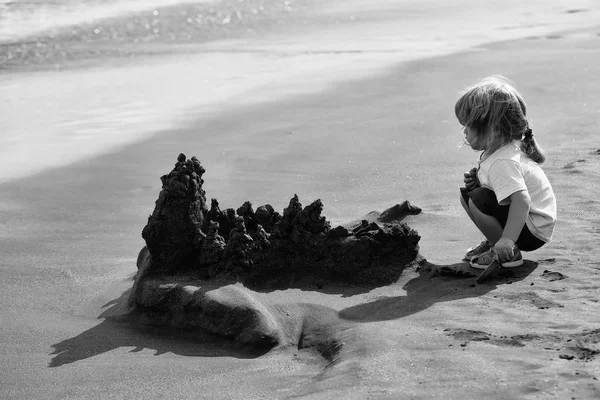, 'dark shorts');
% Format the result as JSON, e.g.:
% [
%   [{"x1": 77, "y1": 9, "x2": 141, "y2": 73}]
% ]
[{"x1": 461, "y1": 186, "x2": 546, "y2": 252}]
